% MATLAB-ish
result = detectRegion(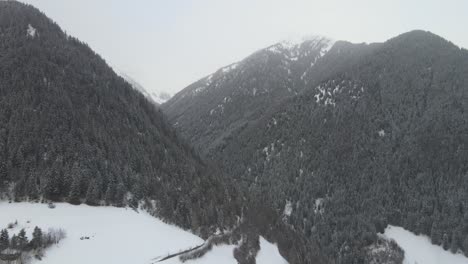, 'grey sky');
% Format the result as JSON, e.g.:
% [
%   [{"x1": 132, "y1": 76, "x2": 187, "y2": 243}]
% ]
[{"x1": 21, "y1": 0, "x2": 468, "y2": 95}]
